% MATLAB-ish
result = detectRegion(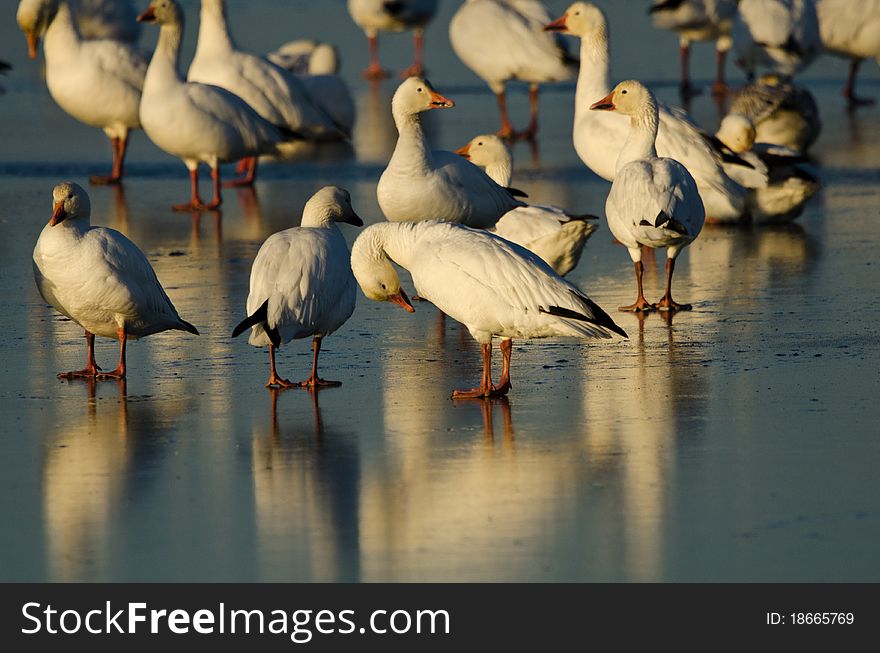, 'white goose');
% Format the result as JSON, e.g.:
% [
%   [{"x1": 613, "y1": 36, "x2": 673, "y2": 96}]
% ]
[
  {"x1": 591, "y1": 81, "x2": 705, "y2": 311},
  {"x1": 232, "y1": 187, "x2": 362, "y2": 389},
  {"x1": 350, "y1": 221, "x2": 626, "y2": 398},
  {"x1": 377, "y1": 77, "x2": 525, "y2": 228},
  {"x1": 546, "y1": 2, "x2": 750, "y2": 223},
  {"x1": 648, "y1": 0, "x2": 738, "y2": 96},
  {"x1": 450, "y1": 0, "x2": 577, "y2": 139},
  {"x1": 348, "y1": 0, "x2": 438, "y2": 79},
  {"x1": 816, "y1": 0, "x2": 880, "y2": 106},
  {"x1": 17, "y1": 0, "x2": 140, "y2": 59},
  {"x1": 732, "y1": 0, "x2": 821, "y2": 78},
  {"x1": 36, "y1": 0, "x2": 146, "y2": 185},
  {"x1": 455, "y1": 134, "x2": 597, "y2": 276},
  {"x1": 32, "y1": 182, "x2": 199, "y2": 379},
  {"x1": 188, "y1": 0, "x2": 344, "y2": 187},
  {"x1": 137, "y1": 0, "x2": 292, "y2": 211}
]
